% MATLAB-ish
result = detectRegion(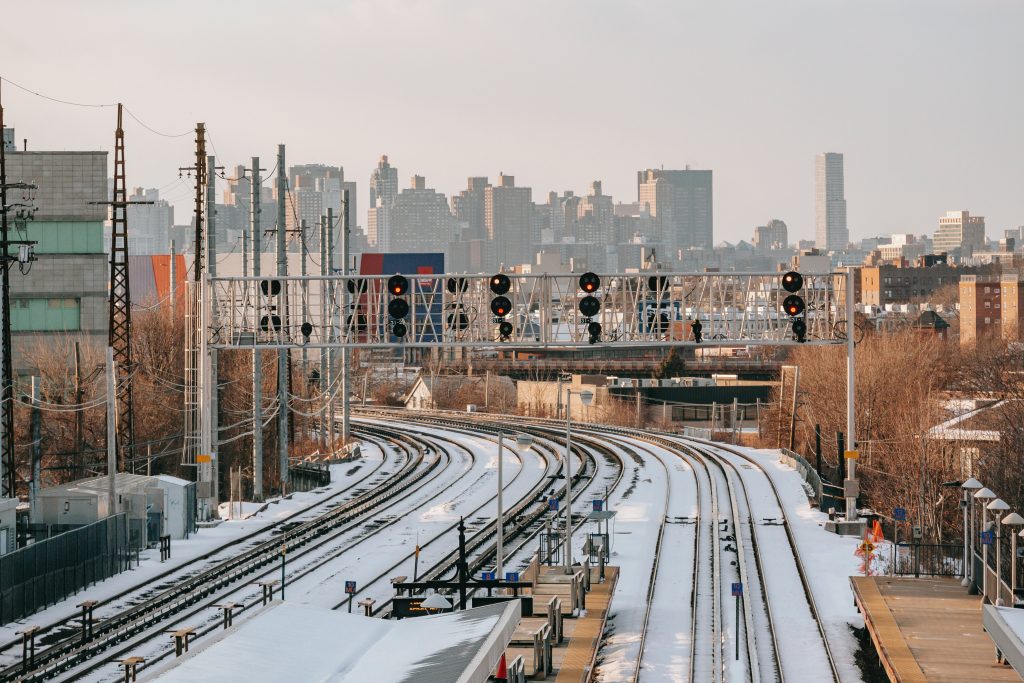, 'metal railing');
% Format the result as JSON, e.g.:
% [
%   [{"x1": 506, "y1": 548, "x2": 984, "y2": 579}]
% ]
[{"x1": 890, "y1": 543, "x2": 964, "y2": 577}]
